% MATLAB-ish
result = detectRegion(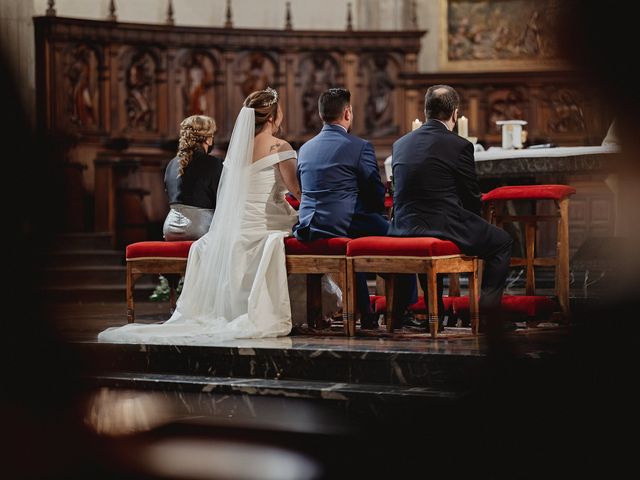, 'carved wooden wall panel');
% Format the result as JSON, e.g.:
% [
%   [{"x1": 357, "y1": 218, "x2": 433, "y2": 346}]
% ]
[
  {"x1": 402, "y1": 72, "x2": 611, "y2": 147},
  {"x1": 35, "y1": 16, "x2": 424, "y2": 150}
]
